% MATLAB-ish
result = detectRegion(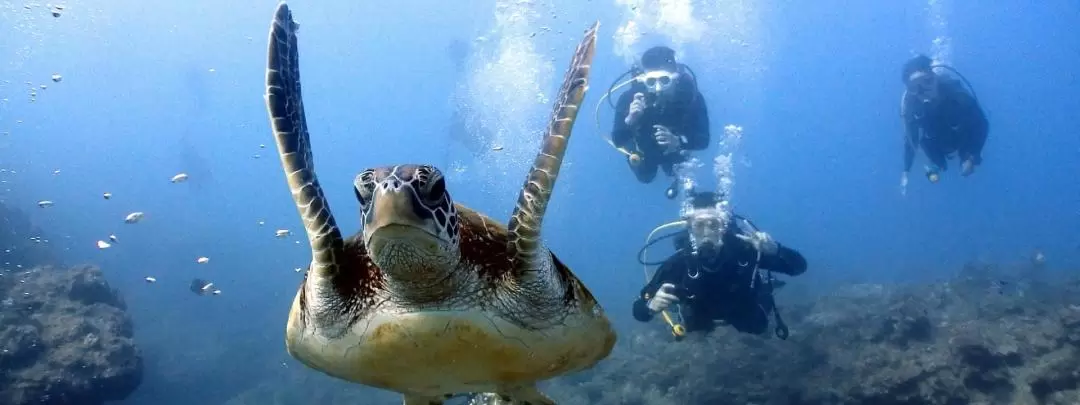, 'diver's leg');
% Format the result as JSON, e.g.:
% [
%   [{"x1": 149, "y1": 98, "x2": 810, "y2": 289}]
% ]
[
  {"x1": 920, "y1": 138, "x2": 949, "y2": 173},
  {"x1": 660, "y1": 159, "x2": 677, "y2": 177},
  {"x1": 631, "y1": 157, "x2": 659, "y2": 183},
  {"x1": 959, "y1": 127, "x2": 988, "y2": 175},
  {"x1": 728, "y1": 304, "x2": 769, "y2": 335},
  {"x1": 660, "y1": 158, "x2": 682, "y2": 199}
]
